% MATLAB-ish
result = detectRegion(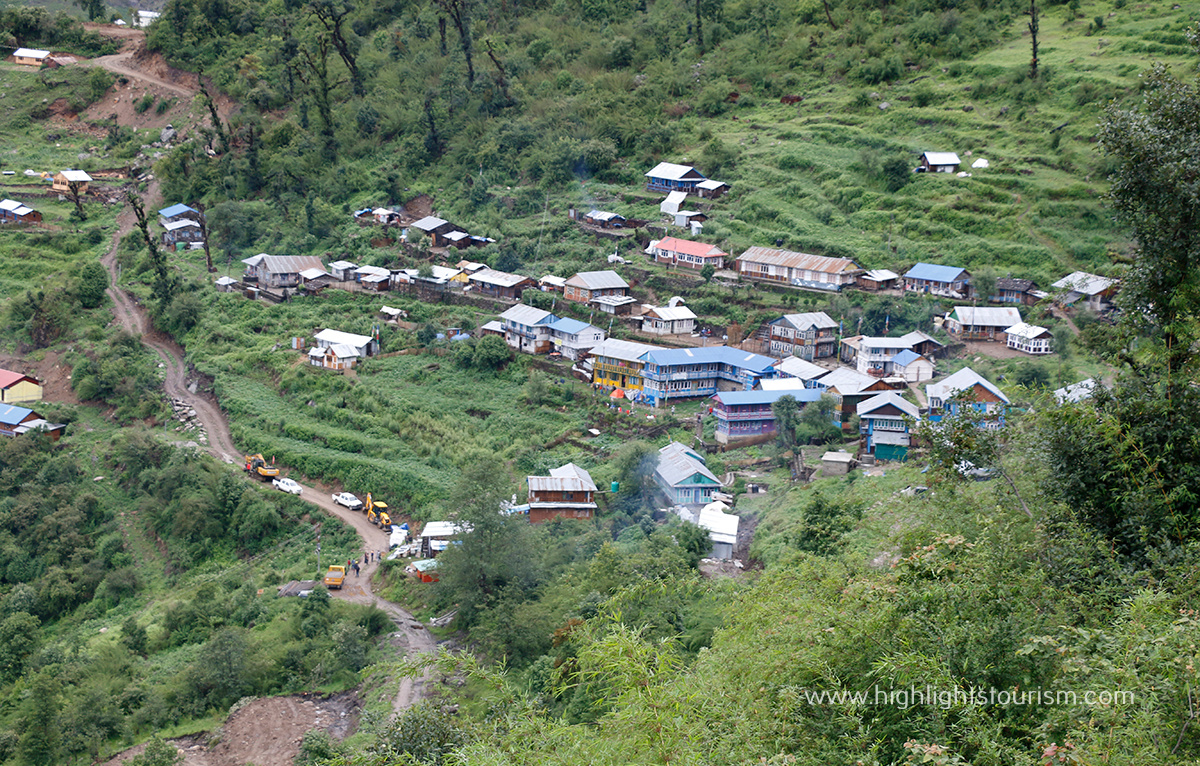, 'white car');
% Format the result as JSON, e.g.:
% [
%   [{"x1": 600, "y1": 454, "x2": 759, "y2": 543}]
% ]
[
  {"x1": 273, "y1": 477, "x2": 303, "y2": 495},
  {"x1": 332, "y1": 492, "x2": 364, "y2": 511}
]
